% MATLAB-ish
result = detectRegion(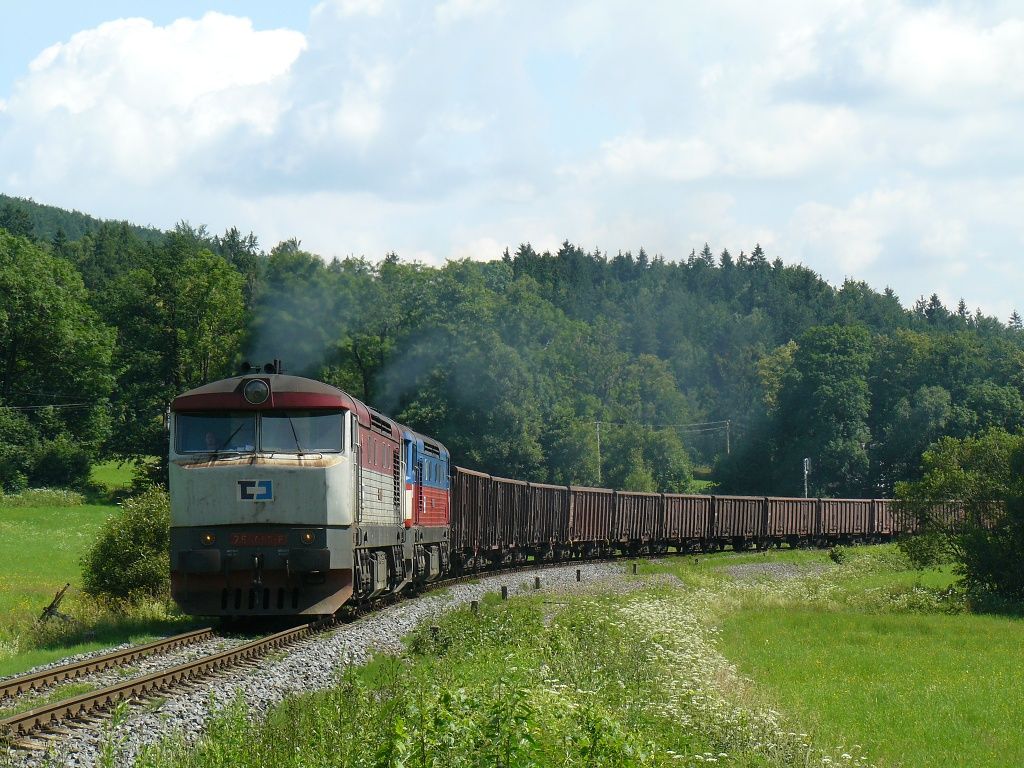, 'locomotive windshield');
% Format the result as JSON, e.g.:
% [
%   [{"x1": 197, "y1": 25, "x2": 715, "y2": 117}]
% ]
[
  {"x1": 260, "y1": 410, "x2": 344, "y2": 454},
  {"x1": 176, "y1": 412, "x2": 256, "y2": 453}
]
